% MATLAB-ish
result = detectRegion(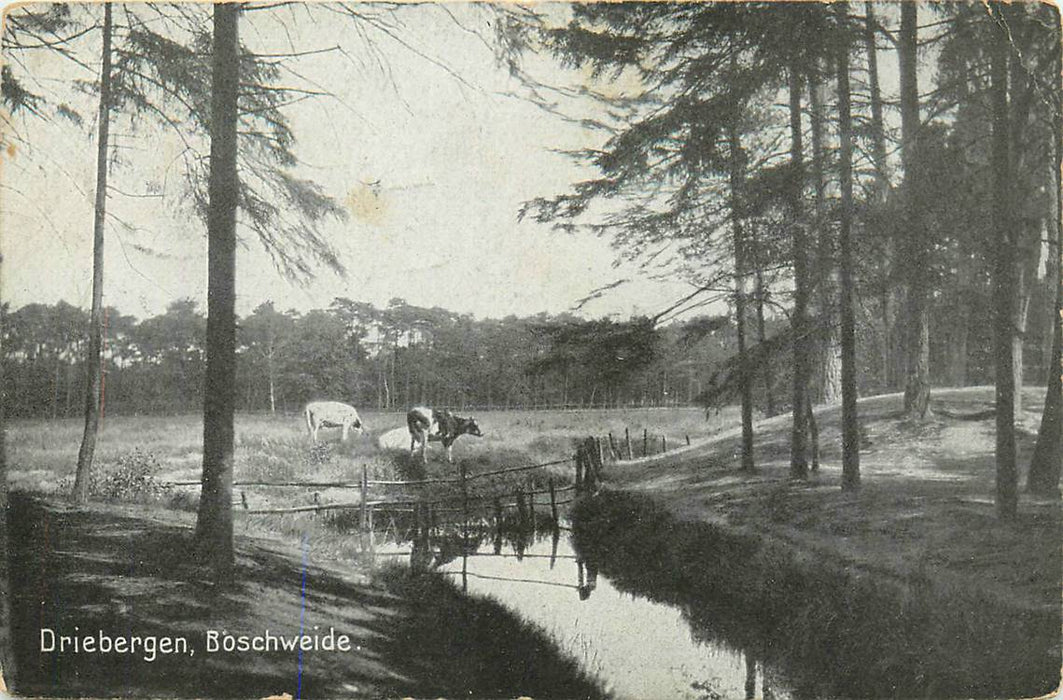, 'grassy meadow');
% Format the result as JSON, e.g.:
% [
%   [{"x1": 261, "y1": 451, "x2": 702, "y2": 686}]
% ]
[
  {"x1": 6, "y1": 406, "x2": 729, "y2": 488},
  {"x1": 5, "y1": 406, "x2": 732, "y2": 560}
]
